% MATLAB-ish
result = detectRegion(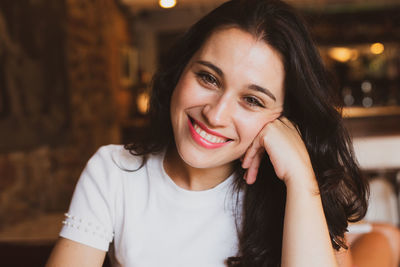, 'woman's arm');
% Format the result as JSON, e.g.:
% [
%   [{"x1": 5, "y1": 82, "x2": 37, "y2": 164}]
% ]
[
  {"x1": 46, "y1": 237, "x2": 106, "y2": 267},
  {"x1": 282, "y1": 175, "x2": 337, "y2": 266},
  {"x1": 46, "y1": 146, "x2": 119, "y2": 267},
  {"x1": 242, "y1": 117, "x2": 337, "y2": 267}
]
